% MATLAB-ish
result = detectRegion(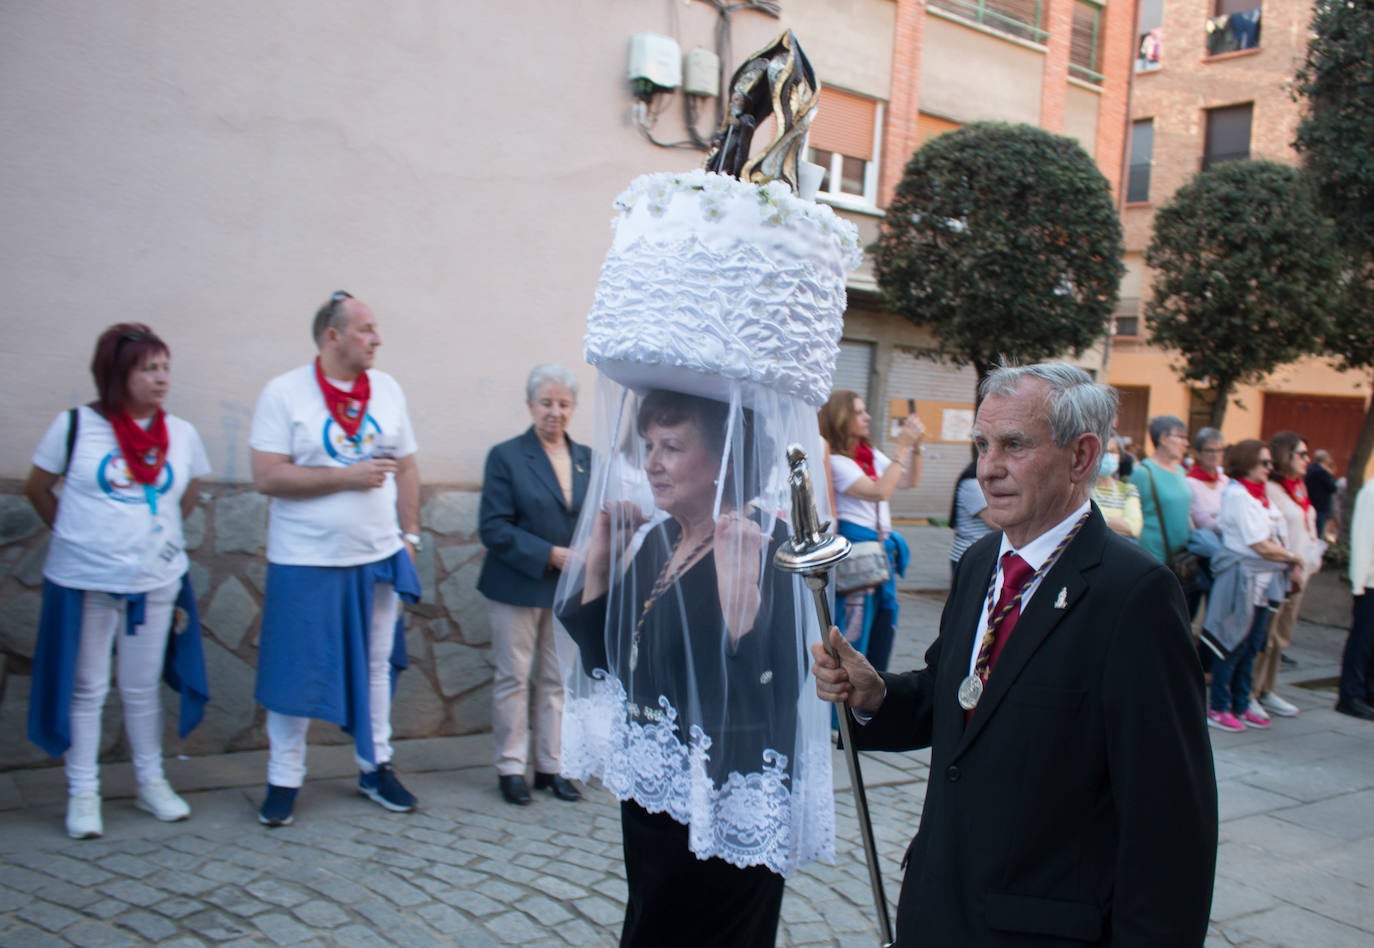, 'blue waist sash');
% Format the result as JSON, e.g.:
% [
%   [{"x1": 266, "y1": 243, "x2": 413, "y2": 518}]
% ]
[
  {"x1": 254, "y1": 549, "x2": 421, "y2": 765},
  {"x1": 28, "y1": 575, "x2": 209, "y2": 758}
]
